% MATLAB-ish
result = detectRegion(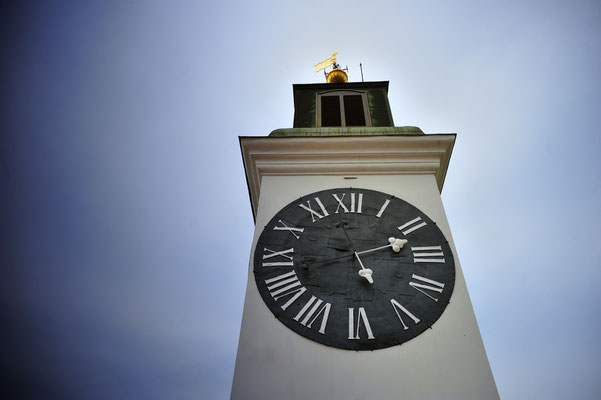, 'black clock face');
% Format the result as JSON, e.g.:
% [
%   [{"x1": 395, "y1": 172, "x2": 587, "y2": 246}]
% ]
[{"x1": 253, "y1": 188, "x2": 455, "y2": 350}]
